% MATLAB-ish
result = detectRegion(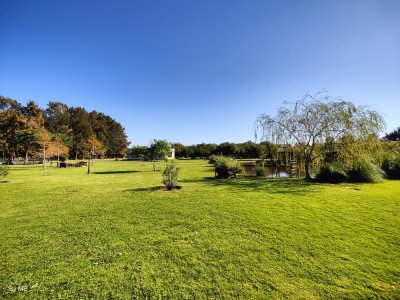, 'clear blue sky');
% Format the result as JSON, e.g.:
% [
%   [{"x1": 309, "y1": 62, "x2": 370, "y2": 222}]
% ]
[{"x1": 1, "y1": 0, "x2": 399, "y2": 145}]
